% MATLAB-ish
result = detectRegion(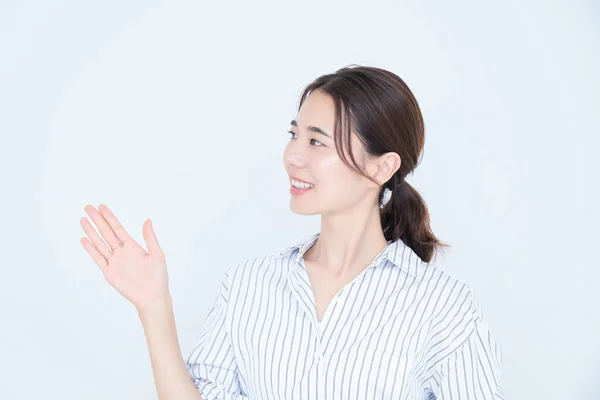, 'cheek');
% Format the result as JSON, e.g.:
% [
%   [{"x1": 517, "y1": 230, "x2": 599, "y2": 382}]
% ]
[{"x1": 315, "y1": 157, "x2": 354, "y2": 189}]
